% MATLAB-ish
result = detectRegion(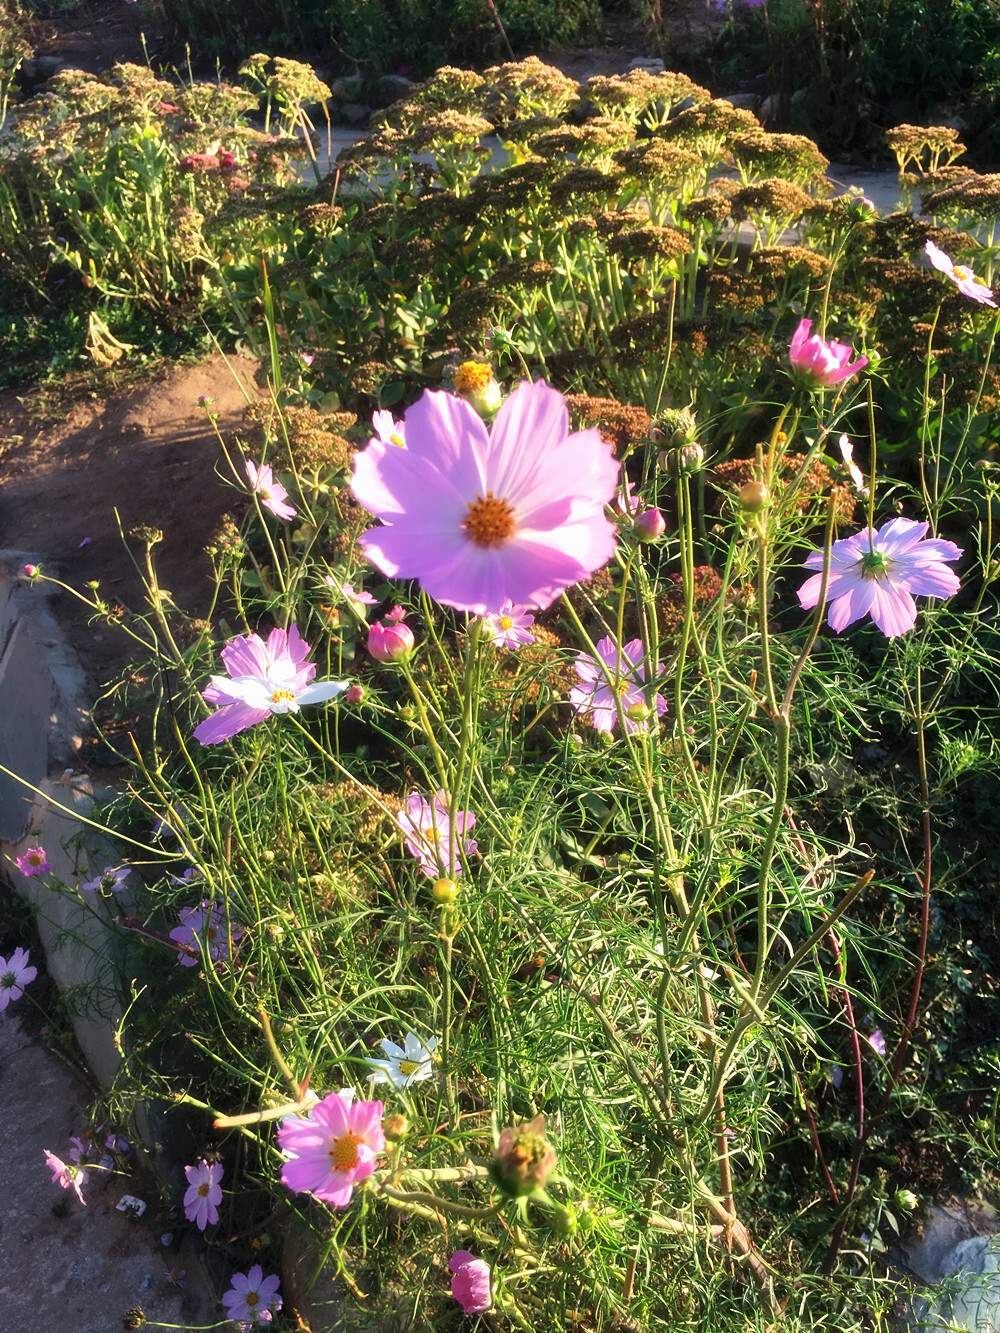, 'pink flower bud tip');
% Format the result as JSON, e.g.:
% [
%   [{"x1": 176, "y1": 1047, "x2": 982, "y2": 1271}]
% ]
[
  {"x1": 368, "y1": 620, "x2": 415, "y2": 663},
  {"x1": 635, "y1": 507, "x2": 666, "y2": 541}
]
